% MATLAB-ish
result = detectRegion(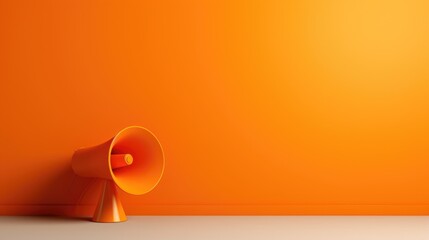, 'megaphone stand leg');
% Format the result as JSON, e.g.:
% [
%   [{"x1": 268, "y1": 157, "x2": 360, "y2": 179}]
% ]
[{"x1": 92, "y1": 180, "x2": 127, "y2": 223}]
